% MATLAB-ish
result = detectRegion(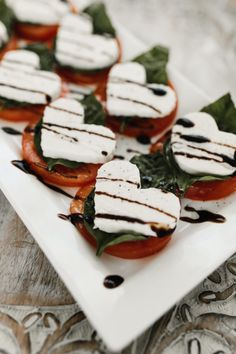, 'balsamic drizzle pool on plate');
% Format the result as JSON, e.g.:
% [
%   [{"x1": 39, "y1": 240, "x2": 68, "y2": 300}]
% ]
[
  {"x1": 103, "y1": 275, "x2": 124, "y2": 289},
  {"x1": 180, "y1": 205, "x2": 226, "y2": 224},
  {"x1": 2, "y1": 127, "x2": 22, "y2": 135}
]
